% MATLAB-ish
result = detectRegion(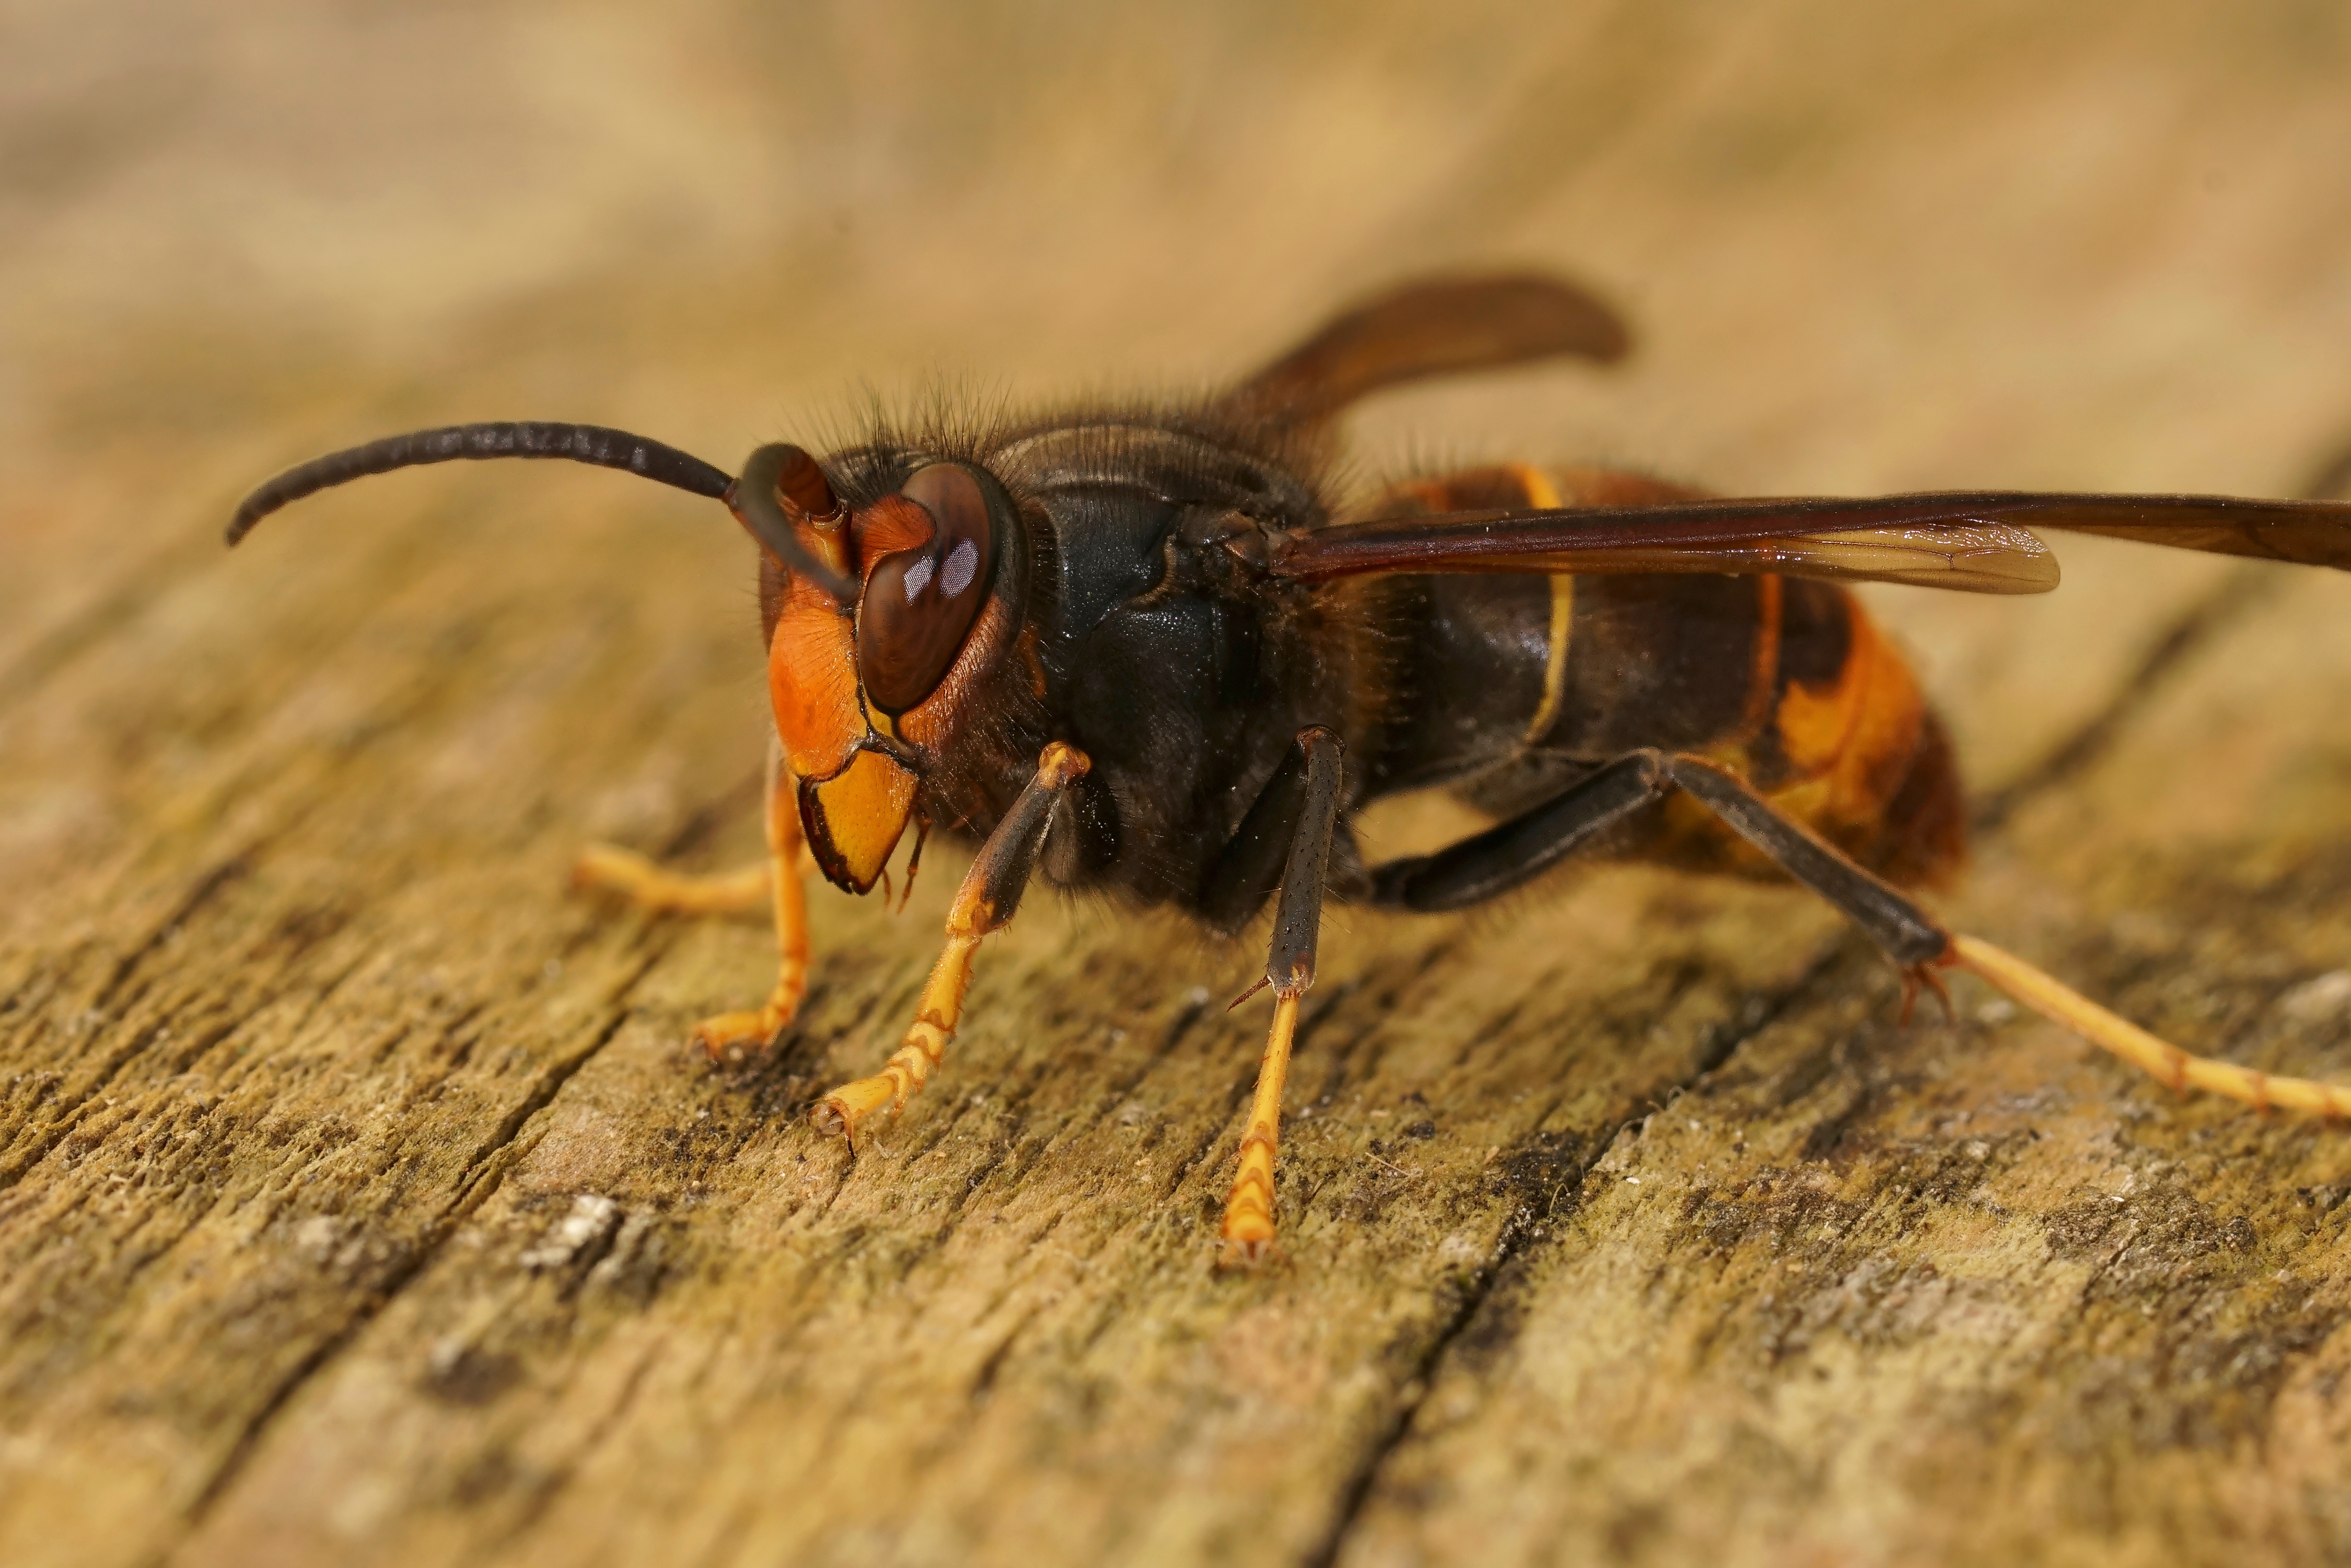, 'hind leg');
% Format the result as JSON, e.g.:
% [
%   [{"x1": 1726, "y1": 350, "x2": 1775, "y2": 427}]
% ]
[{"x1": 1375, "y1": 750, "x2": 2351, "y2": 1121}]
